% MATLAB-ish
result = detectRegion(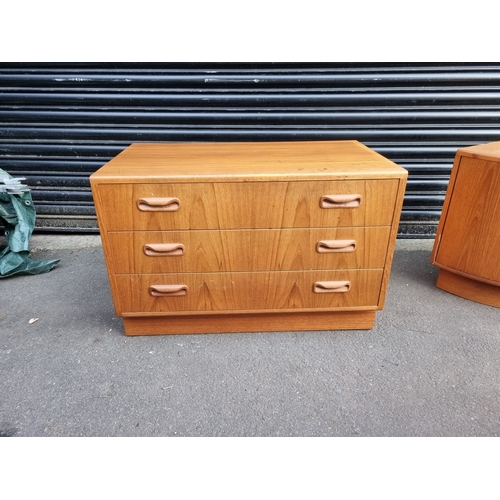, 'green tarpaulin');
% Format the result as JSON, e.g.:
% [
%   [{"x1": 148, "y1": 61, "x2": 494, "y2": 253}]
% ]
[{"x1": 0, "y1": 169, "x2": 59, "y2": 278}]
